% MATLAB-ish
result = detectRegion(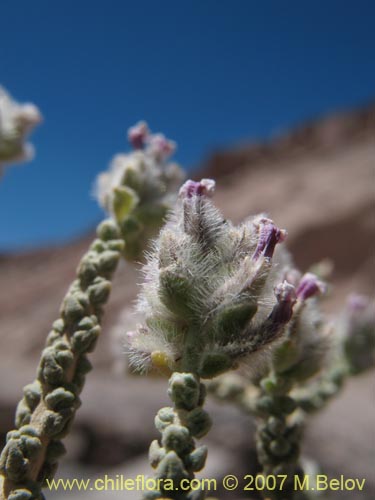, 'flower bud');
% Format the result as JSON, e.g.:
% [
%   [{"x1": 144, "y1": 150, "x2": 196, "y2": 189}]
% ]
[
  {"x1": 146, "y1": 133, "x2": 176, "y2": 161},
  {"x1": 127, "y1": 121, "x2": 149, "y2": 149},
  {"x1": 179, "y1": 179, "x2": 216, "y2": 199},
  {"x1": 252, "y1": 218, "x2": 287, "y2": 261},
  {"x1": 270, "y1": 281, "x2": 296, "y2": 325},
  {"x1": 296, "y1": 273, "x2": 326, "y2": 301}
]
